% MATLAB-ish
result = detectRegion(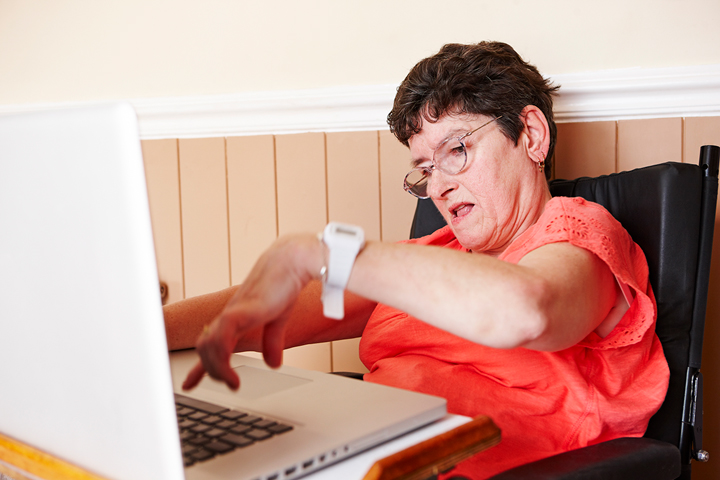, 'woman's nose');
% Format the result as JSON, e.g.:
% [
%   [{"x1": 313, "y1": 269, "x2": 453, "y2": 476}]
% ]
[{"x1": 427, "y1": 169, "x2": 457, "y2": 199}]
